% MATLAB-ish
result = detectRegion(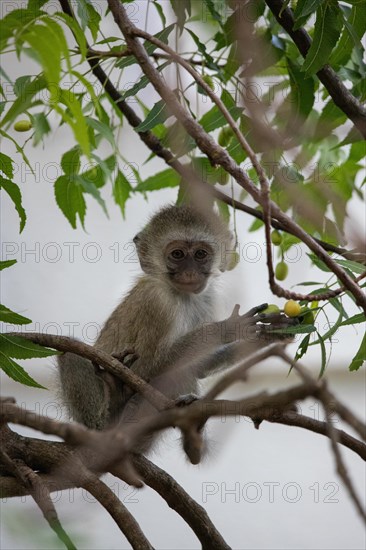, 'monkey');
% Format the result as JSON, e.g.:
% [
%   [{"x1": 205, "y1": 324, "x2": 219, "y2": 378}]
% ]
[{"x1": 57, "y1": 204, "x2": 293, "y2": 449}]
